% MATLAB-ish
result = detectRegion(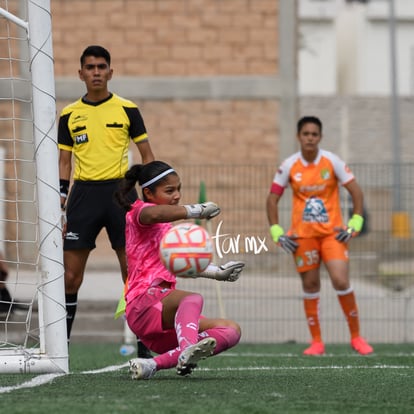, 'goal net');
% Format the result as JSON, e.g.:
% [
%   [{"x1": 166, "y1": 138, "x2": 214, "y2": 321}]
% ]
[{"x1": 0, "y1": 1, "x2": 68, "y2": 373}]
